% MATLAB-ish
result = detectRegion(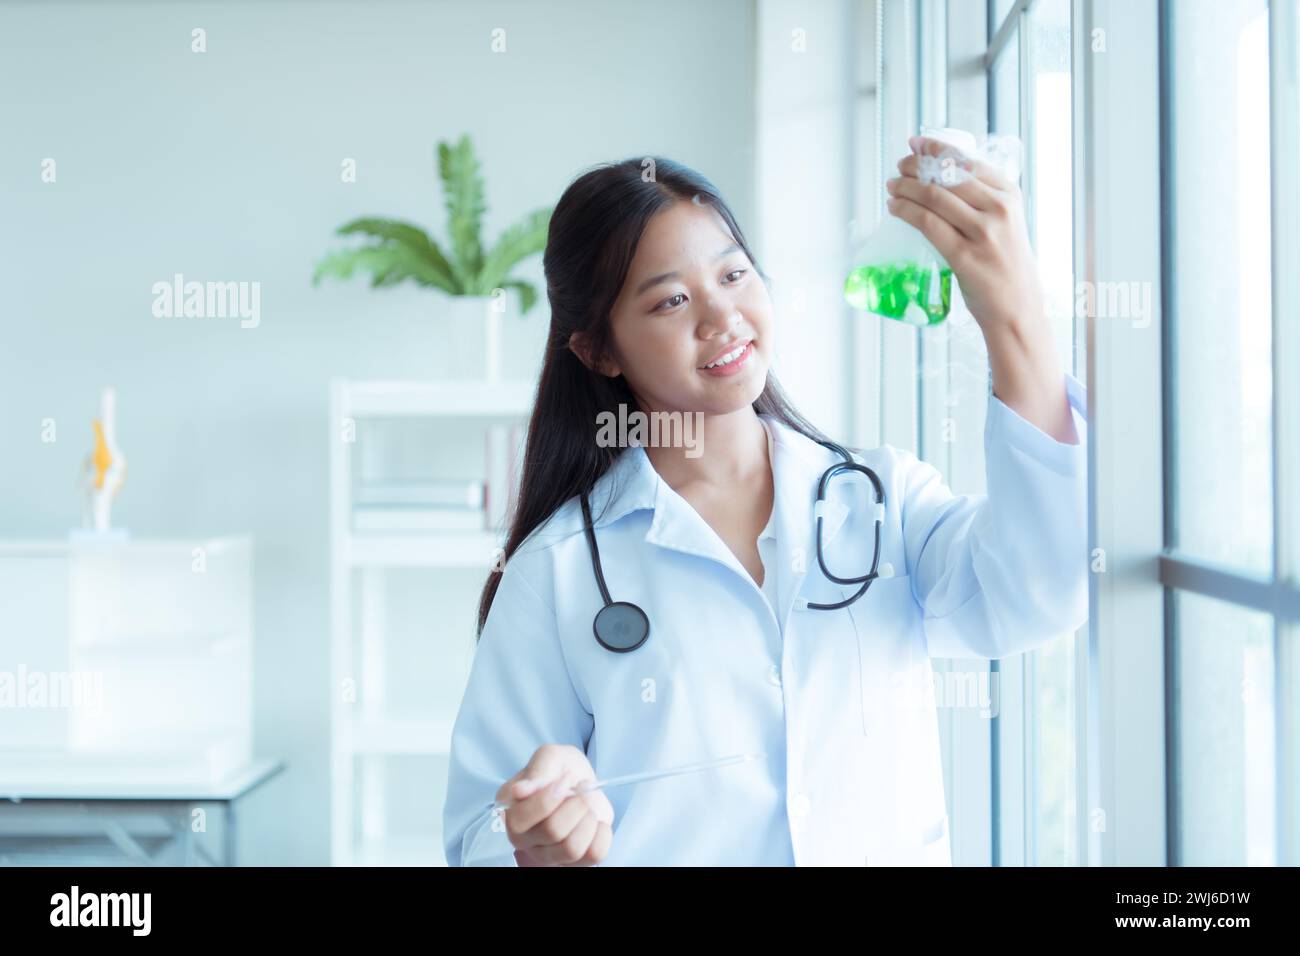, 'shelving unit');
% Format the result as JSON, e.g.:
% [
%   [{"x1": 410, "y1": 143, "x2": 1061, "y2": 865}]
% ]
[{"x1": 328, "y1": 378, "x2": 531, "y2": 867}]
